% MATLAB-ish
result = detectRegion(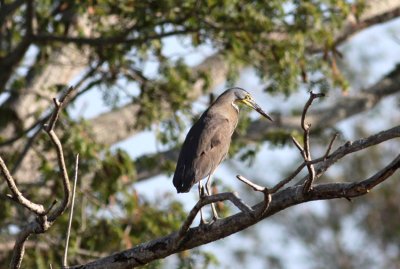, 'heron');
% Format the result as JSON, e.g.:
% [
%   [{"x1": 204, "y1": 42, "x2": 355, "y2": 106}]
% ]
[{"x1": 173, "y1": 87, "x2": 273, "y2": 223}]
